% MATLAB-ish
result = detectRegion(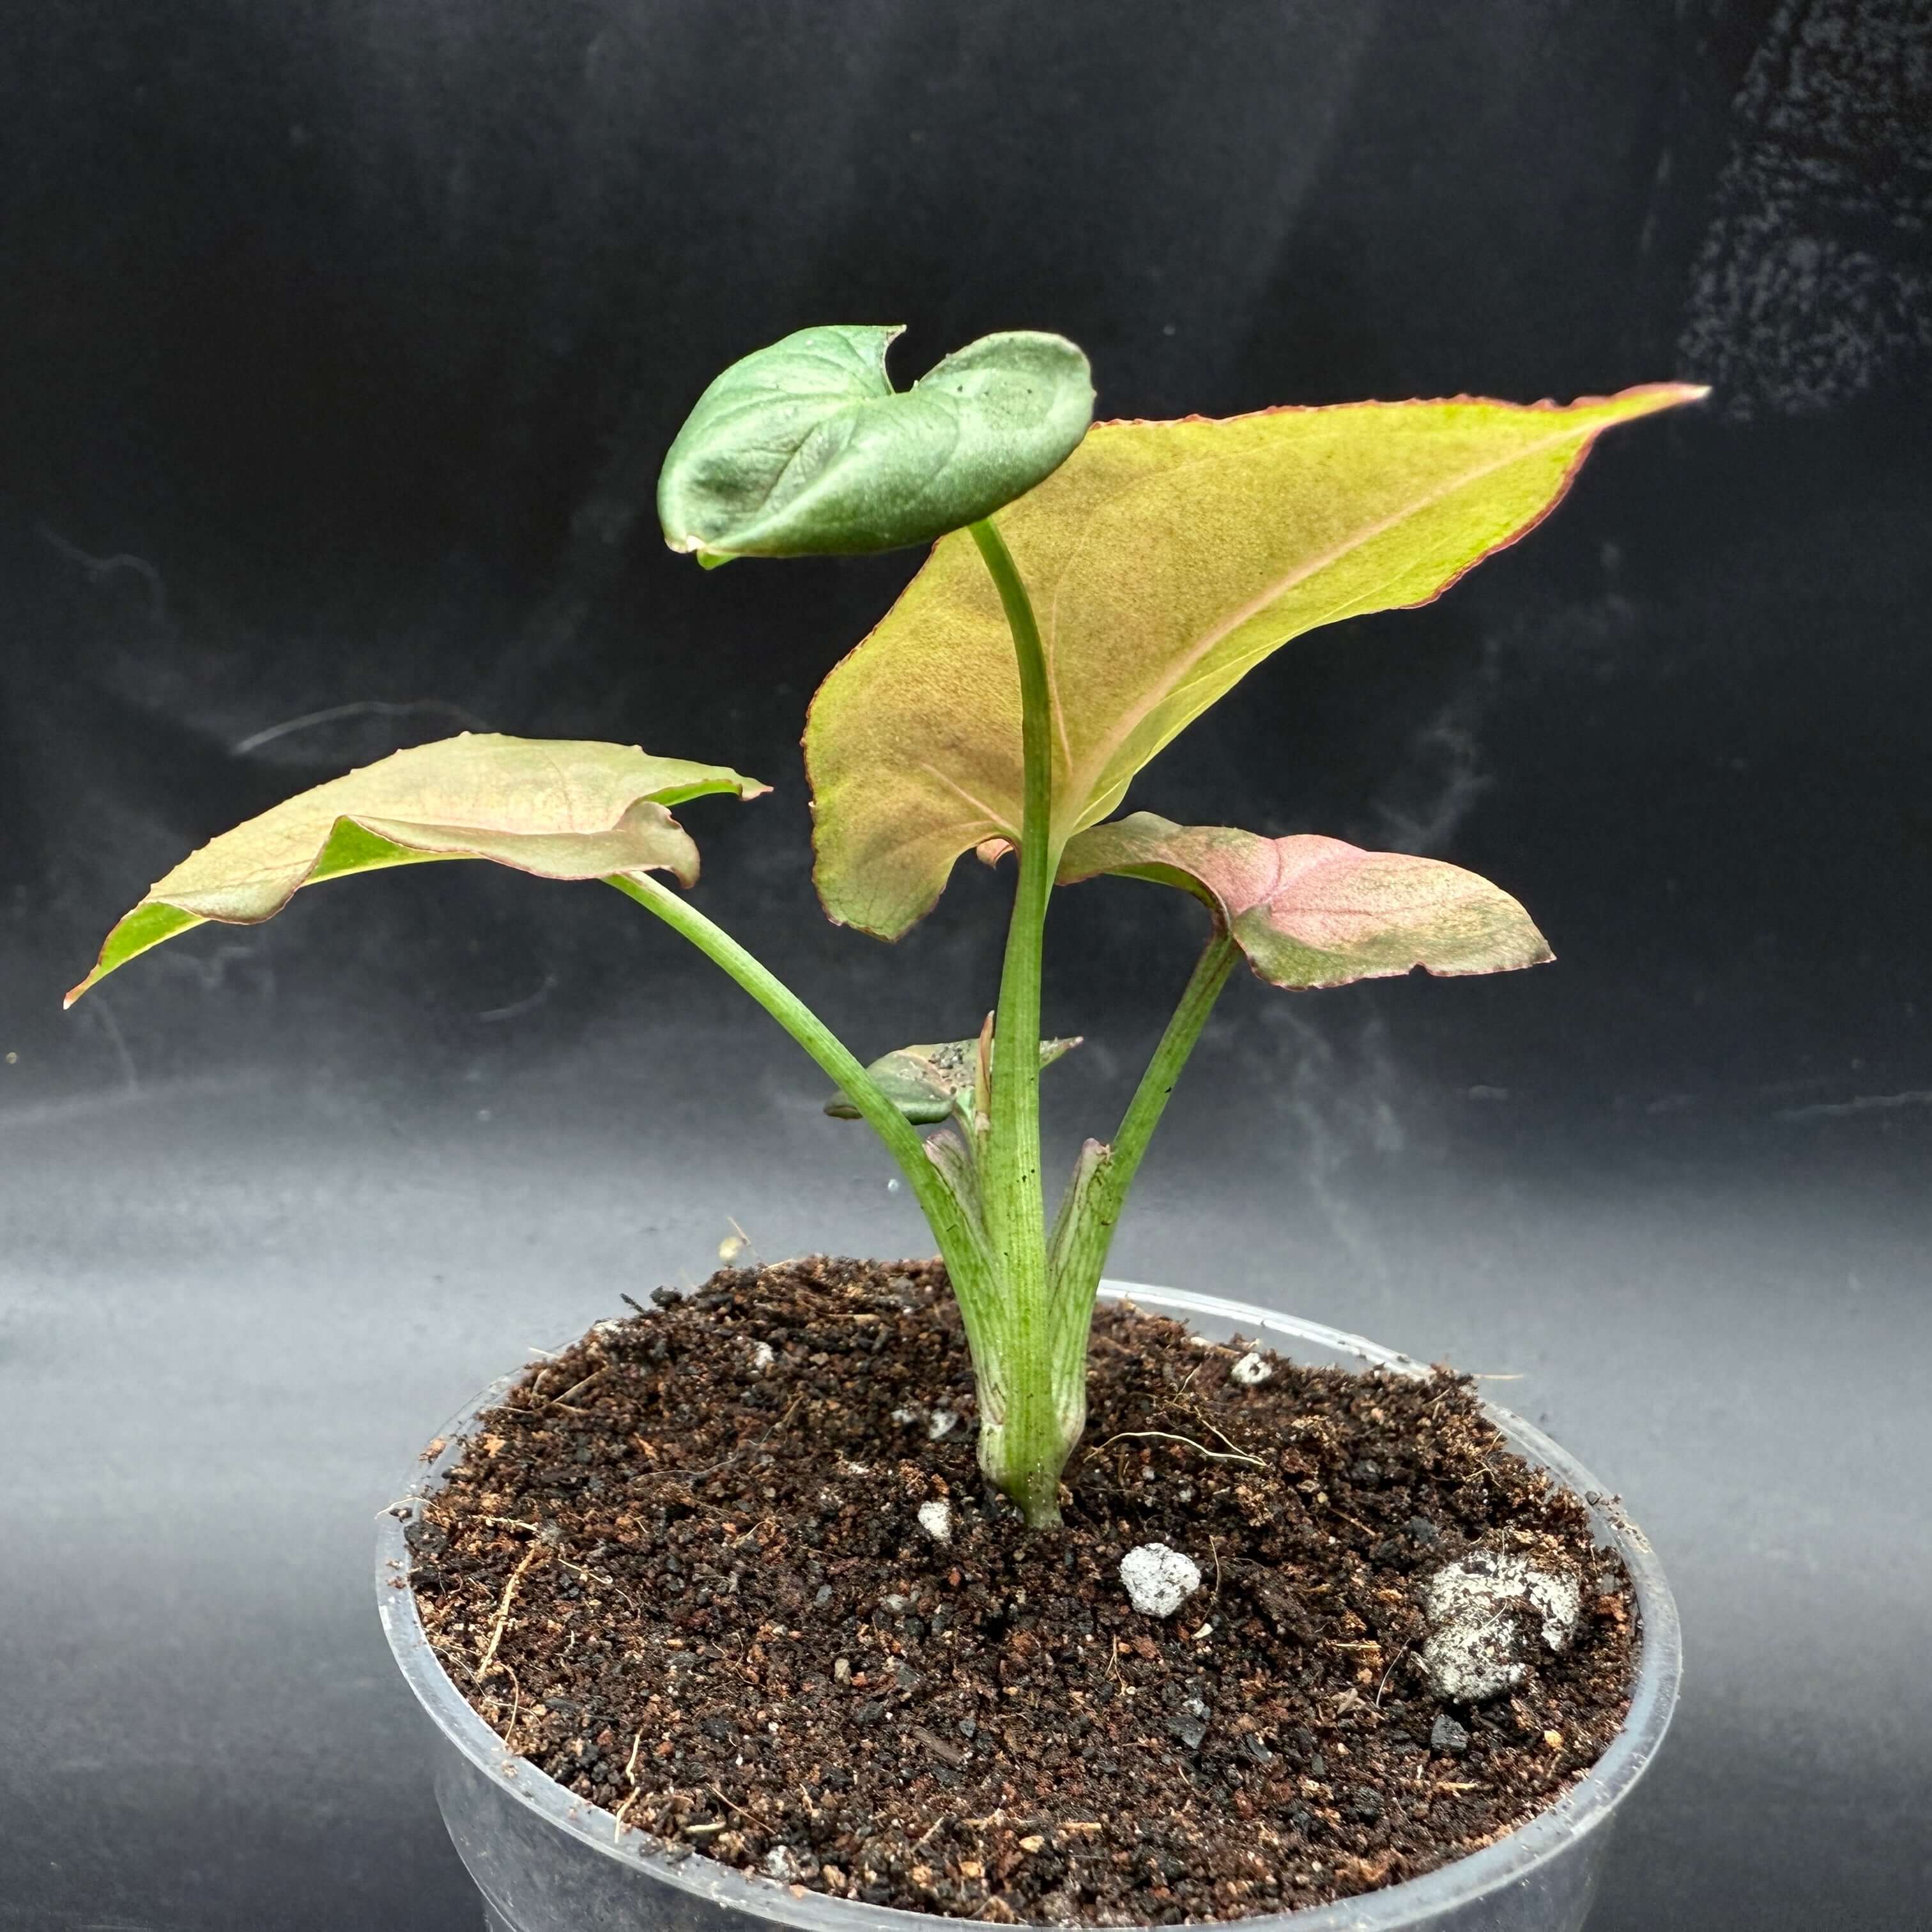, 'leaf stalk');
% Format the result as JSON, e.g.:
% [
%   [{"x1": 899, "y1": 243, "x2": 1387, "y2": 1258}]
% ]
[
  {"x1": 1101, "y1": 929, "x2": 1240, "y2": 1216},
  {"x1": 608, "y1": 874, "x2": 991, "y2": 1308},
  {"x1": 1050, "y1": 931, "x2": 1239, "y2": 1335},
  {"x1": 966, "y1": 517, "x2": 1069, "y2": 1525}
]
